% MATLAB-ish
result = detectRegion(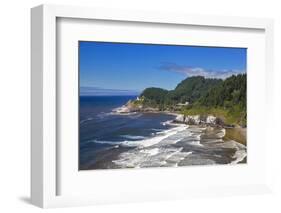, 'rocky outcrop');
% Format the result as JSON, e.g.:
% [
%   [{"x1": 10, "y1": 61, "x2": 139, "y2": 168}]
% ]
[
  {"x1": 174, "y1": 114, "x2": 224, "y2": 126},
  {"x1": 113, "y1": 100, "x2": 225, "y2": 127},
  {"x1": 113, "y1": 101, "x2": 141, "y2": 113},
  {"x1": 112, "y1": 100, "x2": 158, "y2": 114},
  {"x1": 186, "y1": 115, "x2": 201, "y2": 125},
  {"x1": 206, "y1": 115, "x2": 216, "y2": 124},
  {"x1": 113, "y1": 105, "x2": 134, "y2": 113},
  {"x1": 174, "y1": 114, "x2": 185, "y2": 123}
]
